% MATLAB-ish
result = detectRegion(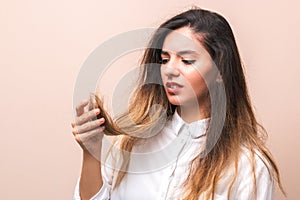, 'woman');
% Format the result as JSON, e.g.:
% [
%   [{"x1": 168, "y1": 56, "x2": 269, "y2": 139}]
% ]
[{"x1": 71, "y1": 8, "x2": 285, "y2": 200}]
